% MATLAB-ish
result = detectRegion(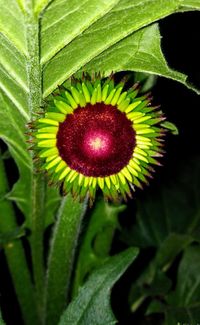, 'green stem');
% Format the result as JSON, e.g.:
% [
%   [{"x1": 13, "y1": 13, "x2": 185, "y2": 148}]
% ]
[
  {"x1": 24, "y1": 4, "x2": 45, "y2": 321},
  {"x1": 0, "y1": 155, "x2": 39, "y2": 325},
  {"x1": 30, "y1": 174, "x2": 45, "y2": 320},
  {"x1": 44, "y1": 195, "x2": 88, "y2": 325}
]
